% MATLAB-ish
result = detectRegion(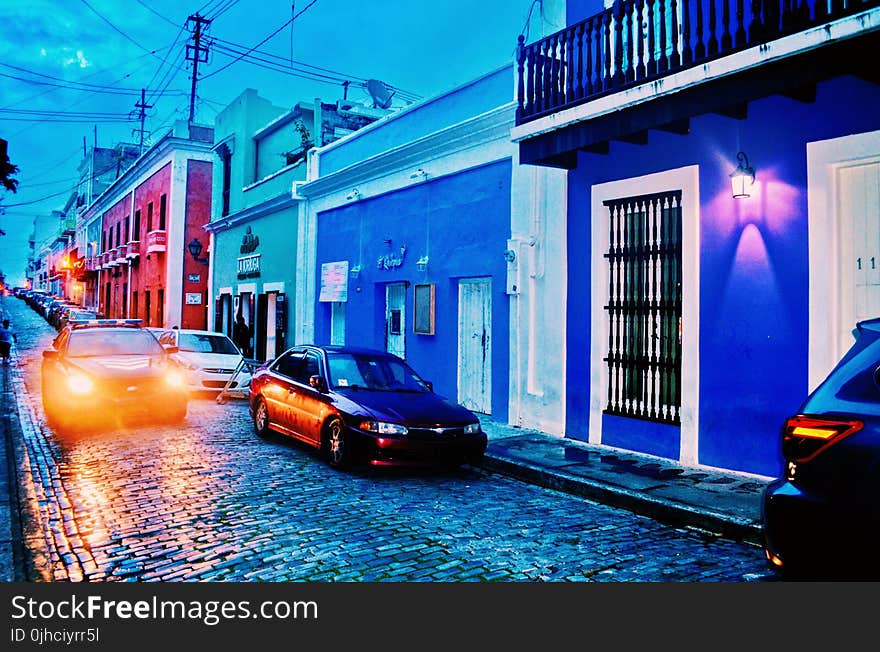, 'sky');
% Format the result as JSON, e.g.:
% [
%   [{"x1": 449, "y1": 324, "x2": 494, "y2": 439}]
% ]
[{"x1": 0, "y1": 0, "x2": 564, "y2": 287}]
